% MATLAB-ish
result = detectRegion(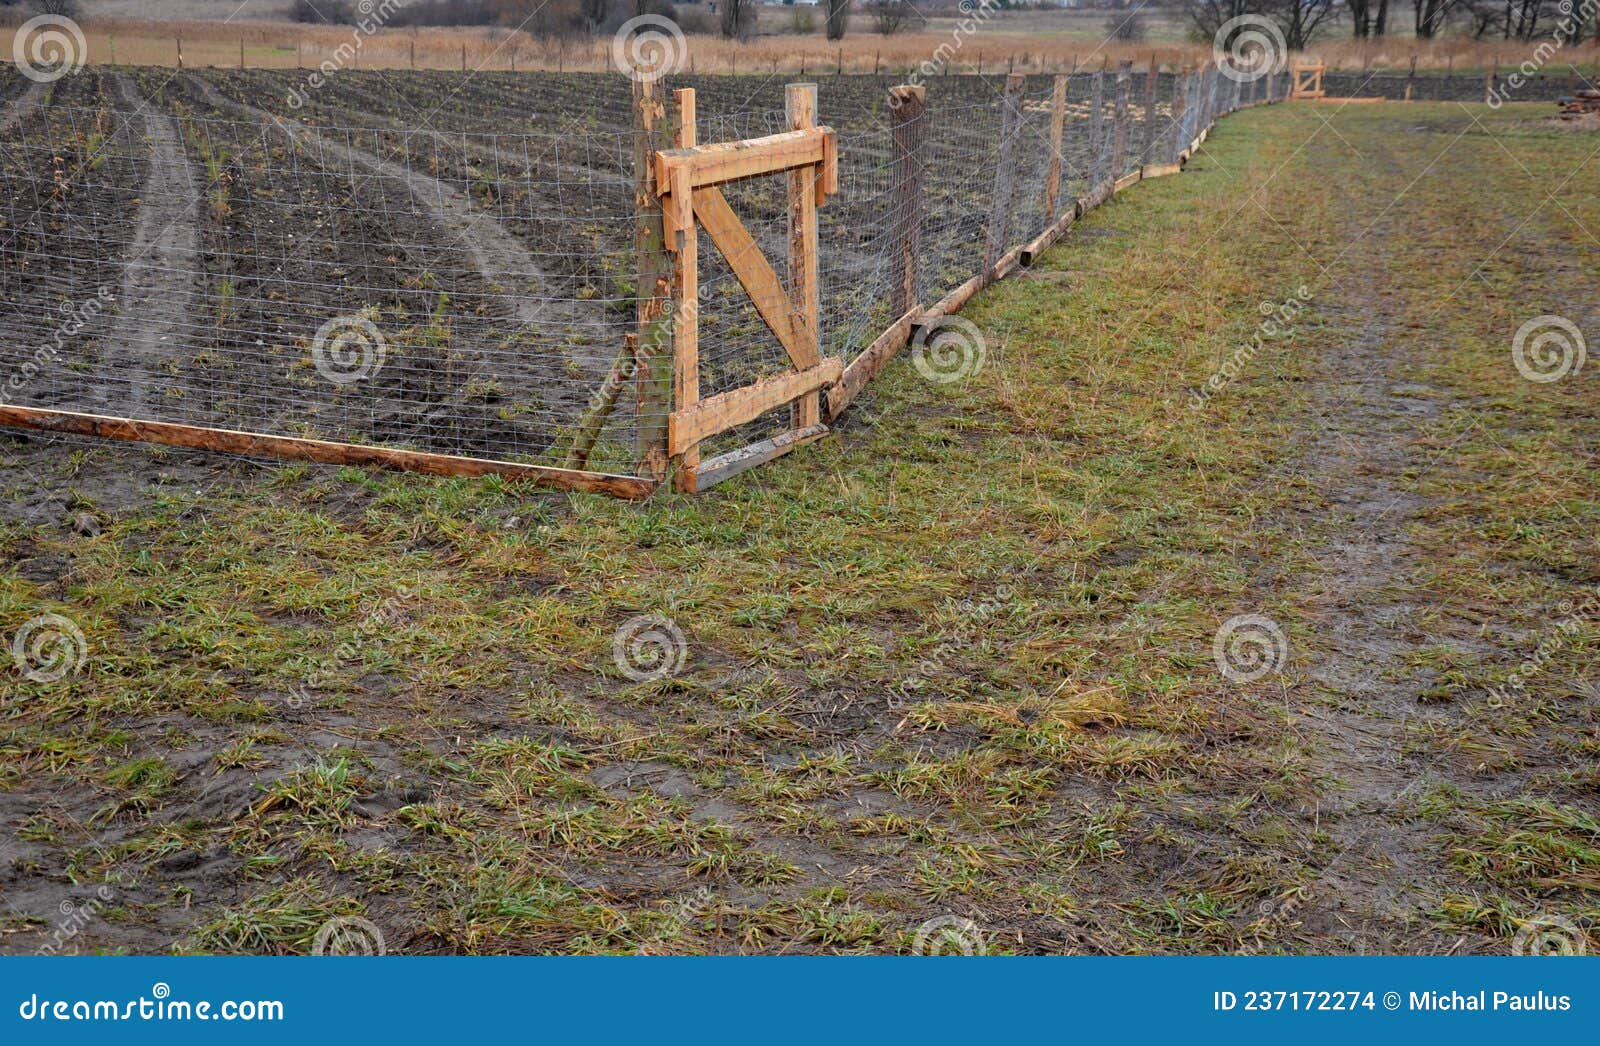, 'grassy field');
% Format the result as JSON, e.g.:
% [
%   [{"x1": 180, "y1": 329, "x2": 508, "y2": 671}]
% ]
[{"x1": 2, "y1": 98, "x2": 1597, "y2": 955}]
